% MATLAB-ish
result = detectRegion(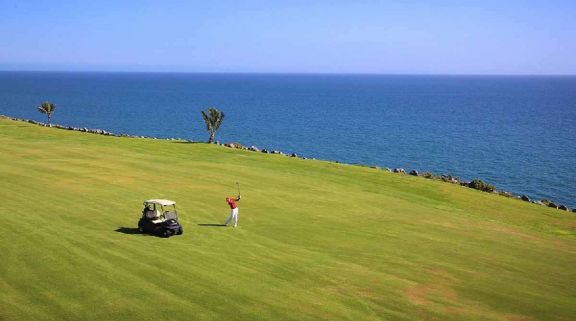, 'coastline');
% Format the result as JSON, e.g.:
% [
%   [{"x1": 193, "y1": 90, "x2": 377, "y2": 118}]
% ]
[{"x1": 2, "y1": 114, "x2": 574, "y2": 213}]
